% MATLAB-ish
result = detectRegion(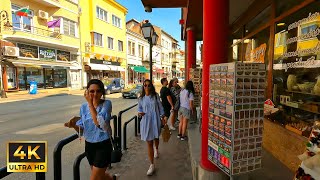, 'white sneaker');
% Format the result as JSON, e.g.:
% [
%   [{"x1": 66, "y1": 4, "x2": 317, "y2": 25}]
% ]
[
  {"x1": 169, "y1": 125, "x2": 176, "y2": 131},
  {"x1": 147, "y1": 164, "x2": 155, "y2": 176},
  {"x1": 154, "y1": 149, "x2": 159, "y2": 158}
]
